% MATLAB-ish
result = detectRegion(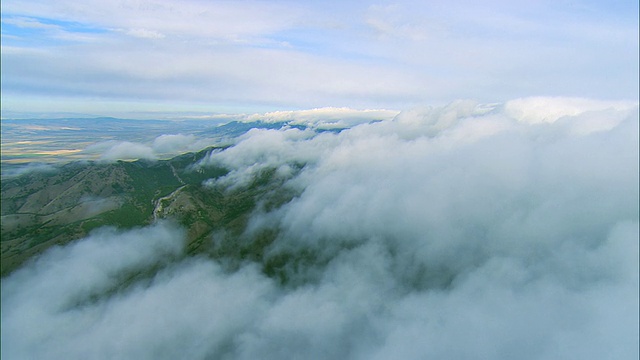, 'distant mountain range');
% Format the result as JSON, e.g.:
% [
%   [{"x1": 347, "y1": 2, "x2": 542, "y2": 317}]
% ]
[{"x1": 0, "y1": 118, "x2": 292, "y2": 166}]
